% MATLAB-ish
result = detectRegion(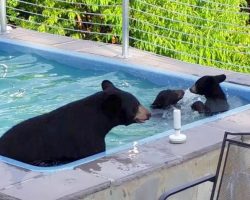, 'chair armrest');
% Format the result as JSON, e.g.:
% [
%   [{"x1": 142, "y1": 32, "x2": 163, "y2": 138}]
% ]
[{"x1": 159, "y1": 174, "x2": 216, "y2": 200}]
